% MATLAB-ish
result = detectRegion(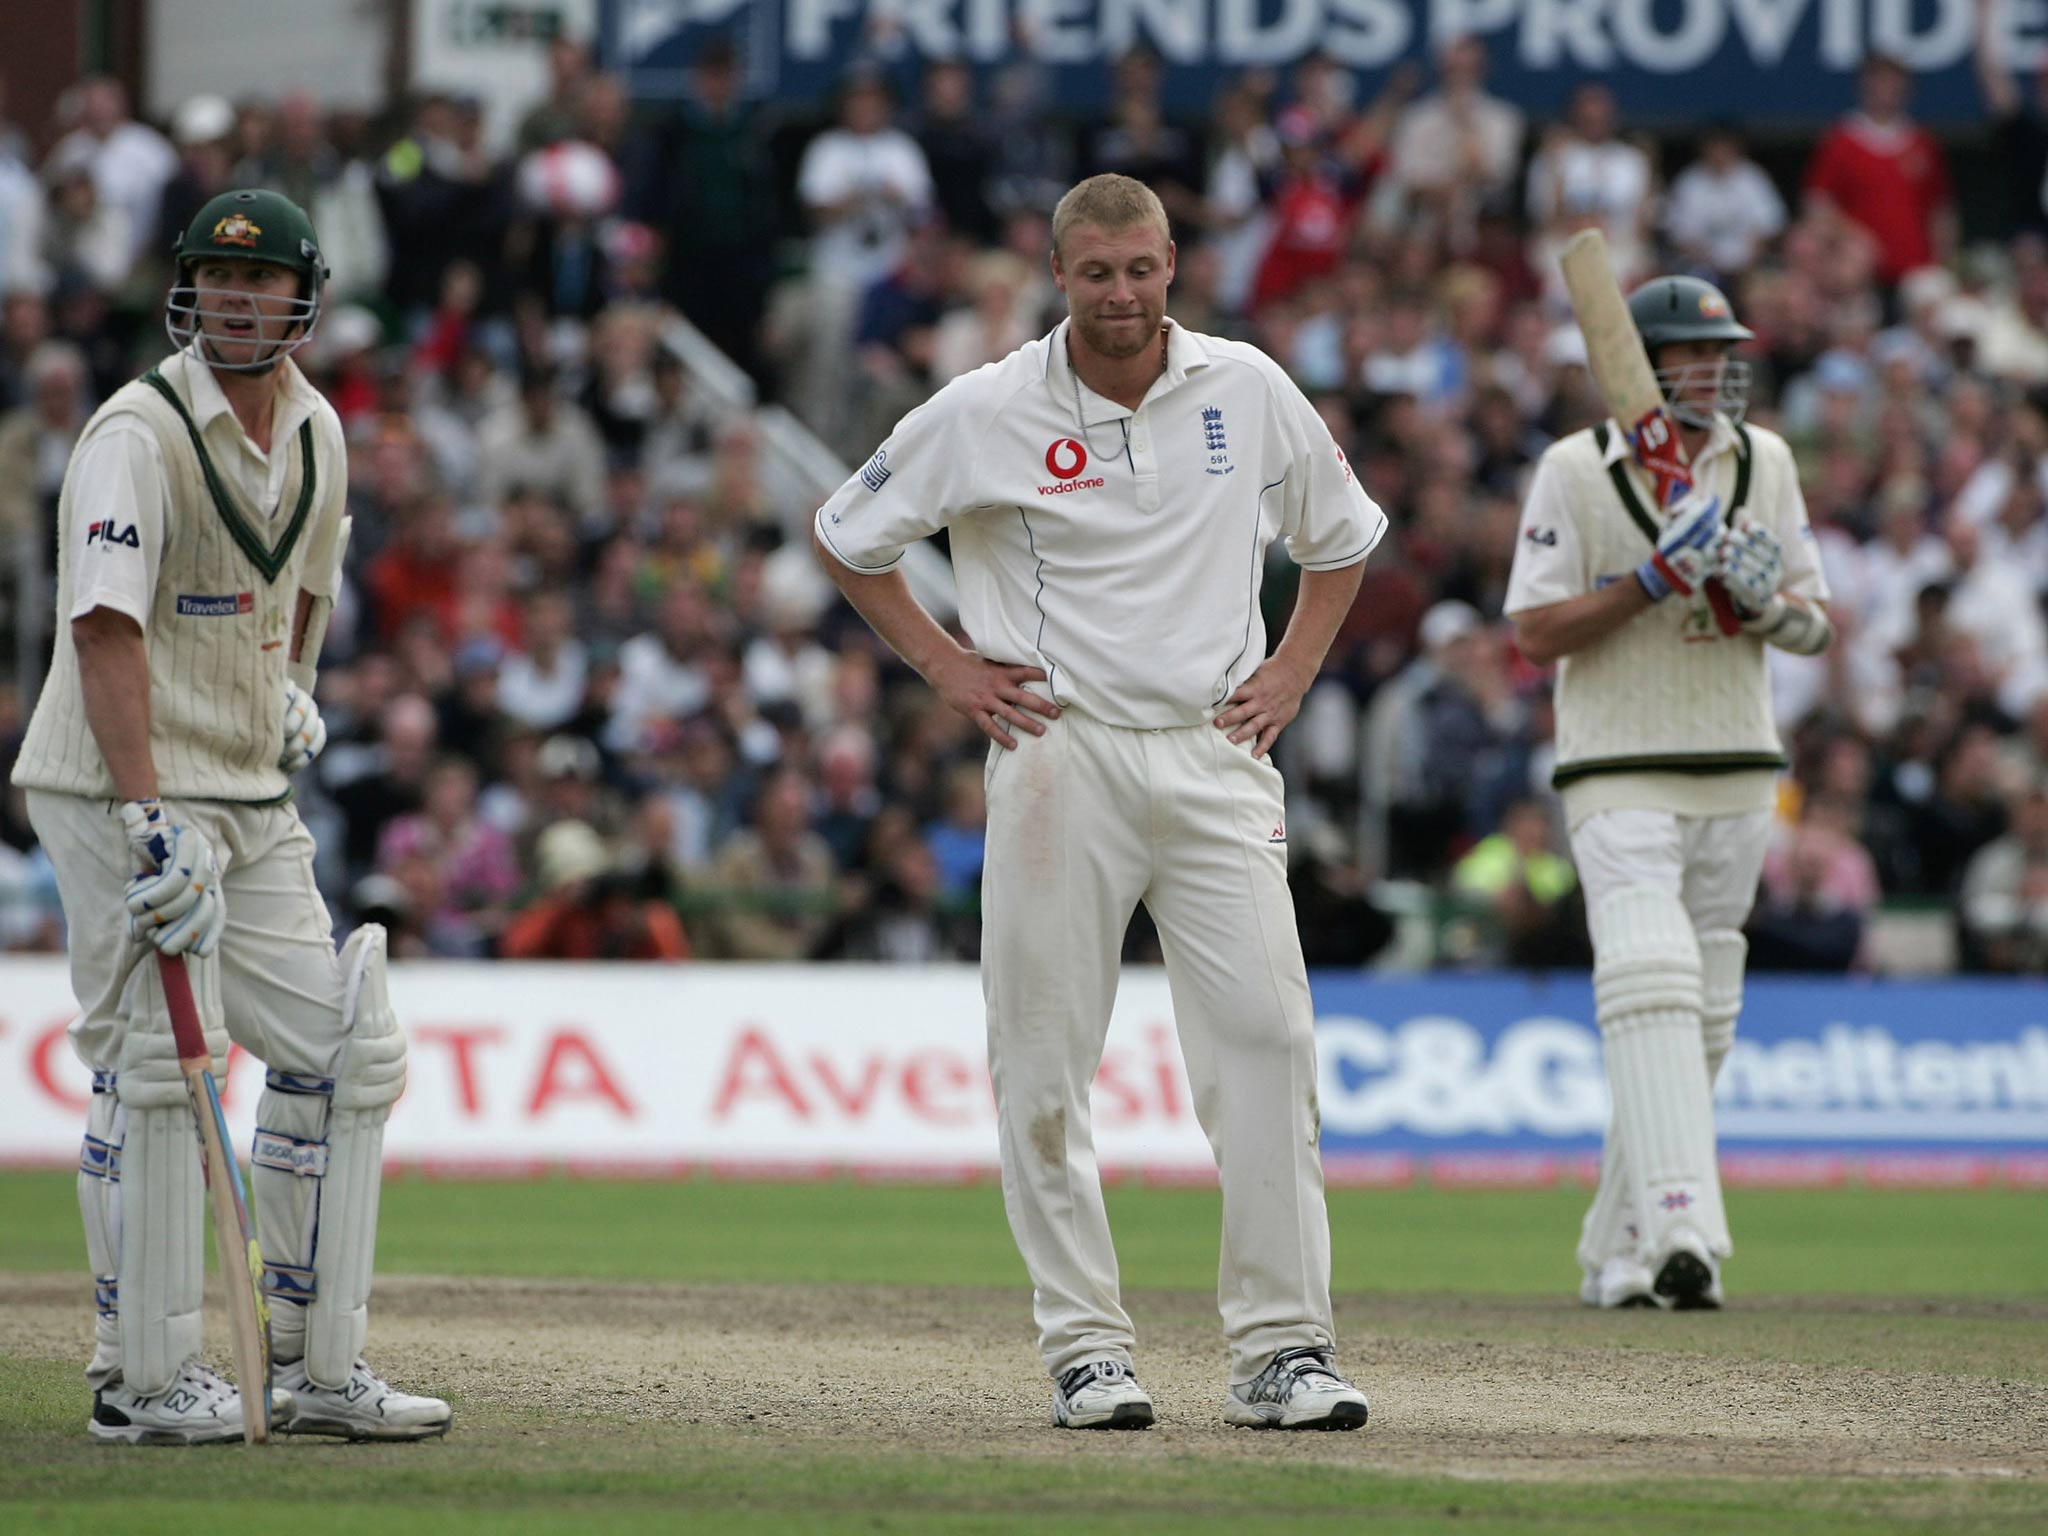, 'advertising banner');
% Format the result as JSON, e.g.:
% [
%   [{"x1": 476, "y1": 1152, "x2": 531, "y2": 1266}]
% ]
[
  {"x1": 605, "y1": 0, "x2": 2032, "y2": 122},
  {"x1": 1, "y1": 959, "x2": 2042, "y2": 1185}
]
